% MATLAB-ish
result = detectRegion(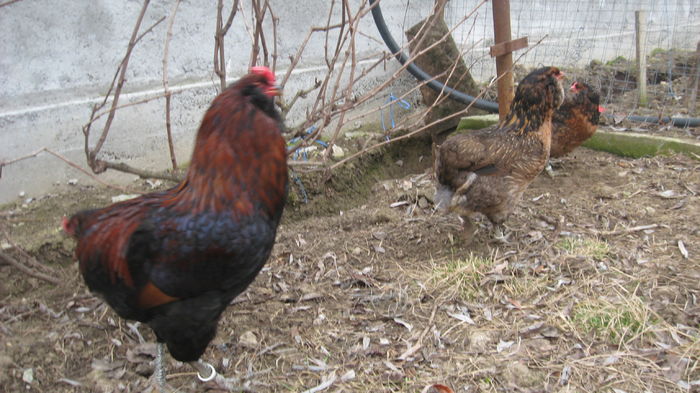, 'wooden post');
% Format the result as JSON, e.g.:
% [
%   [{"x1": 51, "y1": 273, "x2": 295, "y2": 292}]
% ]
[
  {"x1": 492, "y1": 0, "x2": 515, "y2": 121},
  {"x1": 635, "y1": 10, "x2": 648, "y2": 106},
  {"x1": 687, "y1": 41, "x2": 699, "y2": 115}
]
